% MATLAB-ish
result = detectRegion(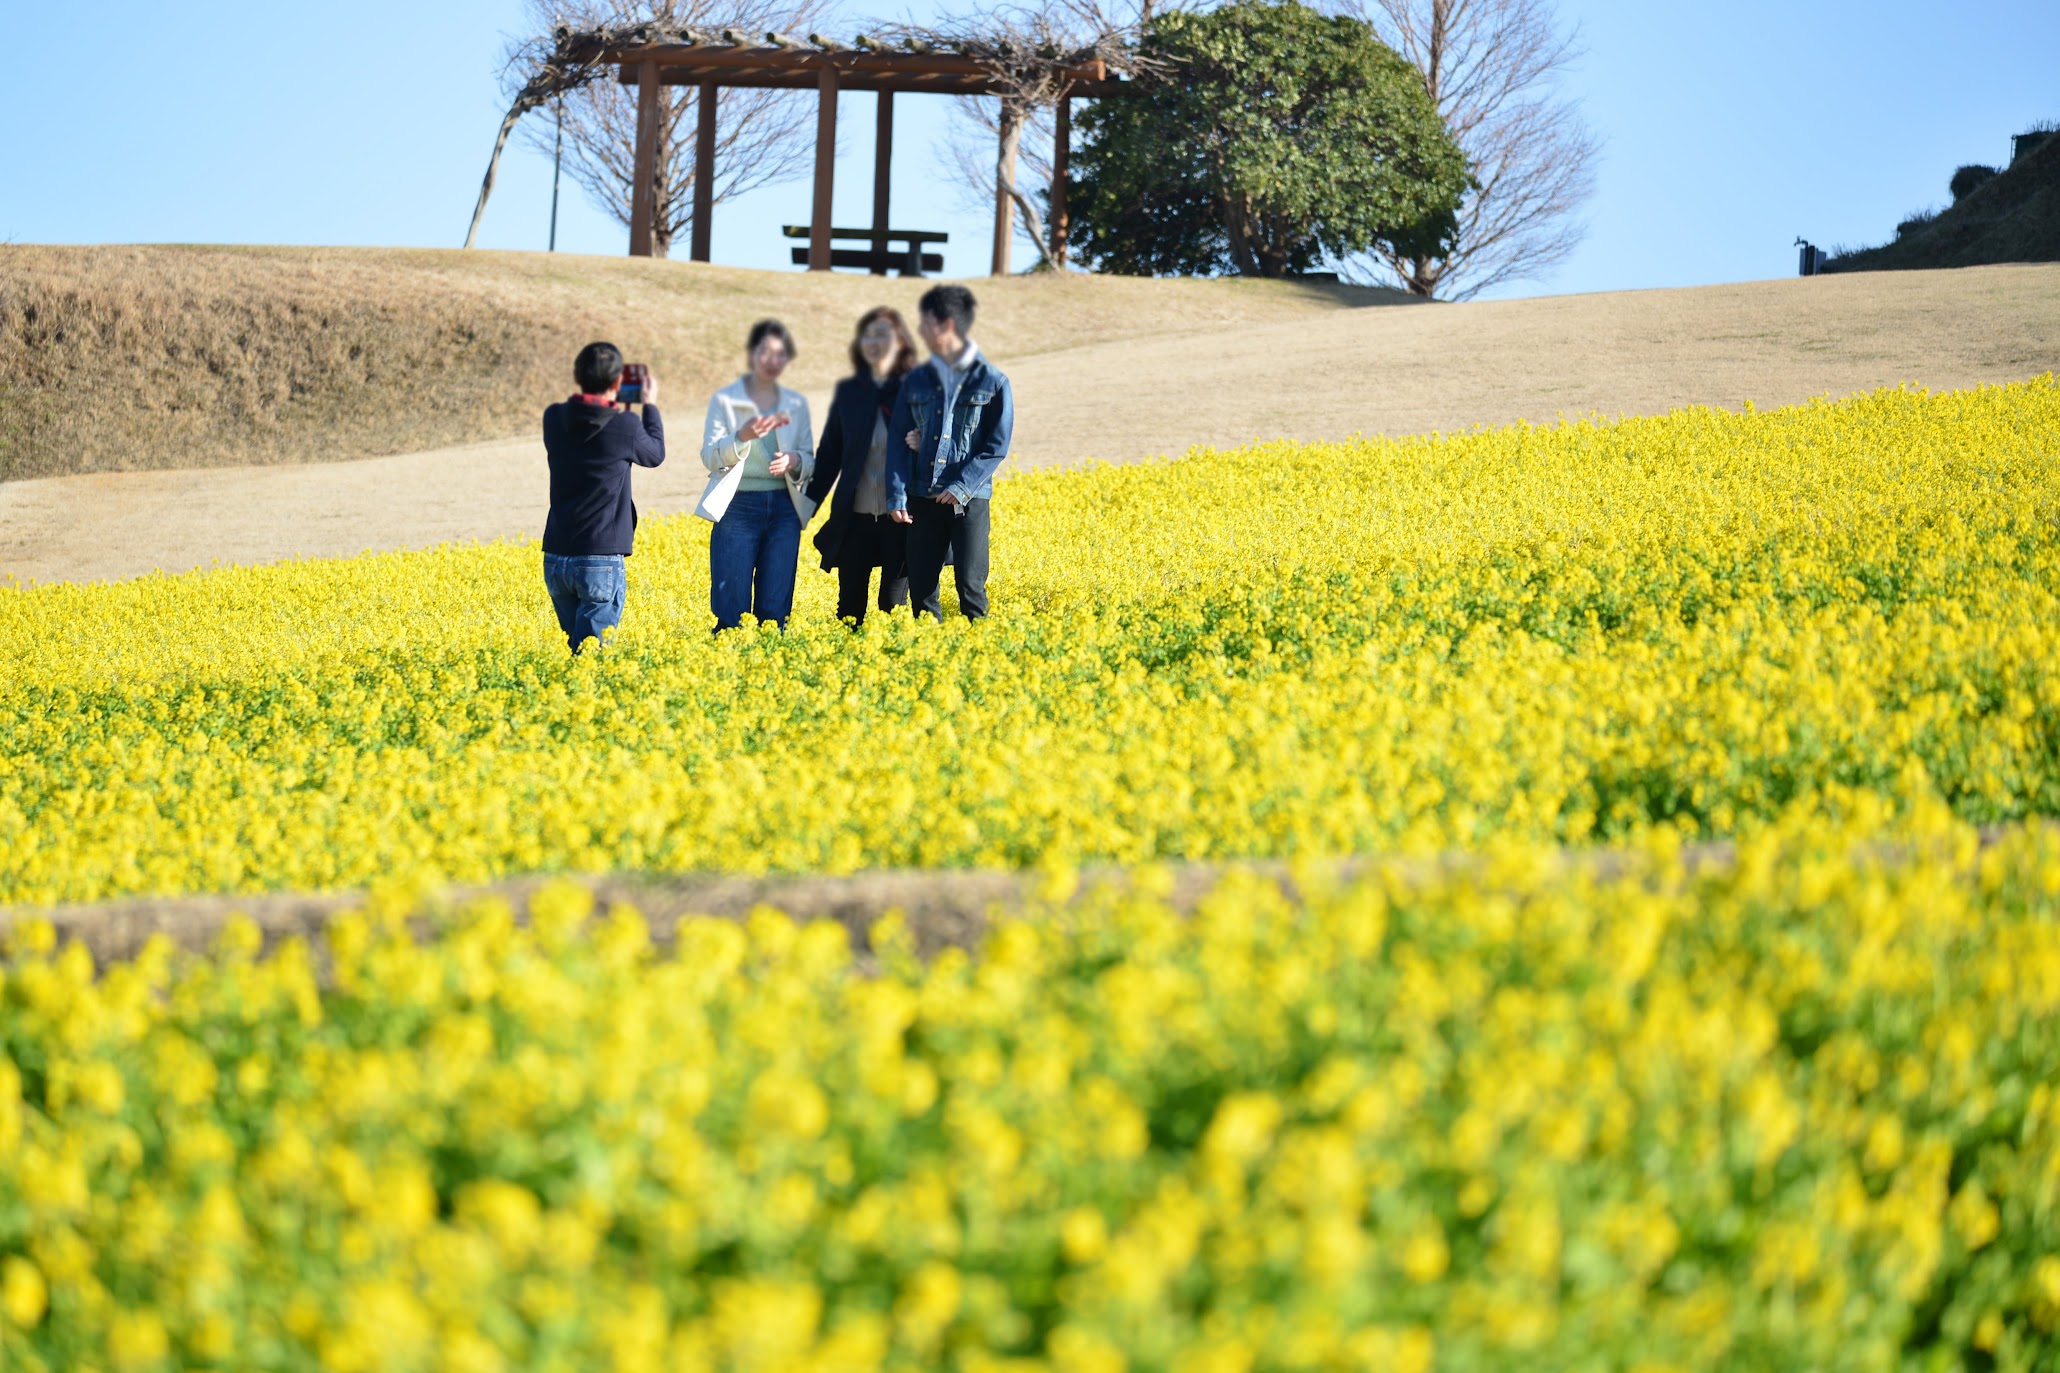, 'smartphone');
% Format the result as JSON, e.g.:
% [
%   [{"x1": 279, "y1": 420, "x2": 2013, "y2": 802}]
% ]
[{"x1": 618, "y1": 362, "x2": 649, "y2": 405}]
